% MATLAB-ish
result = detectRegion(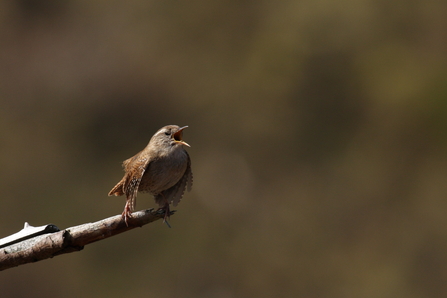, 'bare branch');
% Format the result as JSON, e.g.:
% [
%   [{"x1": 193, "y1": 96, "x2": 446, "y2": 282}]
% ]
[{"x1": 0, "y1": 209, "x2": 170, "y2": 271}]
